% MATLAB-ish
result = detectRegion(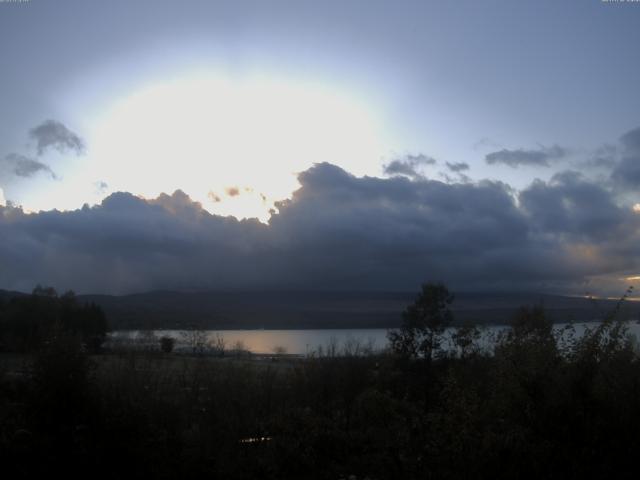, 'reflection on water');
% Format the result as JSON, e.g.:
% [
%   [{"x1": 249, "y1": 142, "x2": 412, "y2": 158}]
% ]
[
  {"x1": 110, "y1": 329, "x2": 386, "y2": 355},
  {"x1": 110, "y1": 321, "x2": 640, "y2": 355}
]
